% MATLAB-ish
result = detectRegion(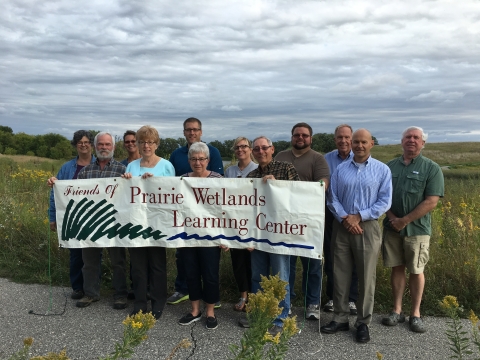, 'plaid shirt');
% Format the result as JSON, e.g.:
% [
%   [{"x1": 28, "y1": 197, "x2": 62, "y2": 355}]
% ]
[
  {"x1": 247, "y1": 160, "x2": 299, "y2": 181},
  {"x1": 77, "y1": 158, "x2": 126, "y2": 179}
]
